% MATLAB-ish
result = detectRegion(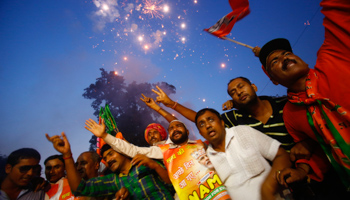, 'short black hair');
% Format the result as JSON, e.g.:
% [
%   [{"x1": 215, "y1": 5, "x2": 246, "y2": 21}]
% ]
[
  {"x1": 100, "y1": 144, "x2": 112, "y2": 158},
  {"x1": 7, "y1": 148, "x2": 41, "y2": 166},
  {"x1": 44, "y1": 155, "x2": 64, "y2": 166},
  {"x1": 227, "y1": 77, "x2": 252, "y2": 95},
  {"x1": 195, "y1": 108, "x2": 222, "y2": 125}
]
